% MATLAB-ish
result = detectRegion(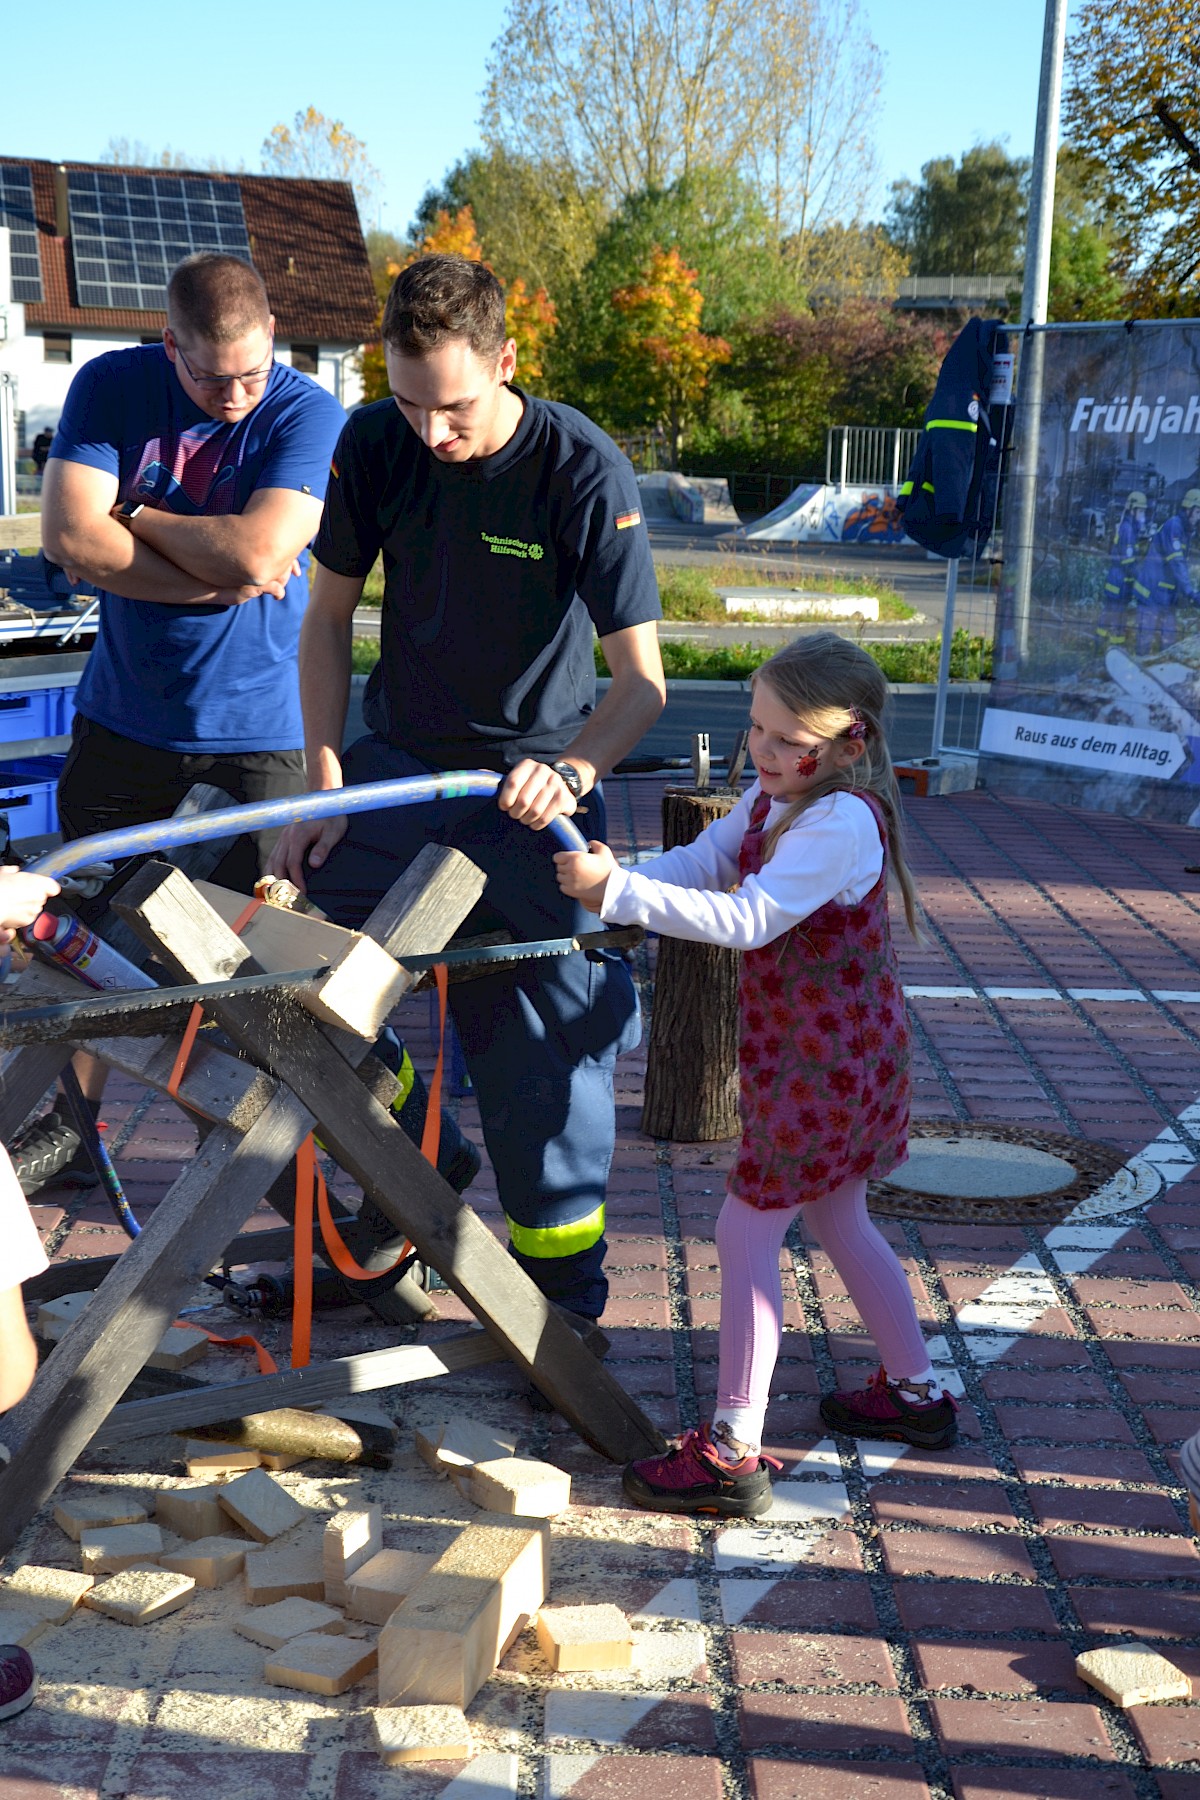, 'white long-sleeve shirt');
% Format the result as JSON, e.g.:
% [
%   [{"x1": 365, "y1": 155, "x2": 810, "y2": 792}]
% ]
[{"x1": 600, "y1": 784, "x2": 884, "y2": 951}]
